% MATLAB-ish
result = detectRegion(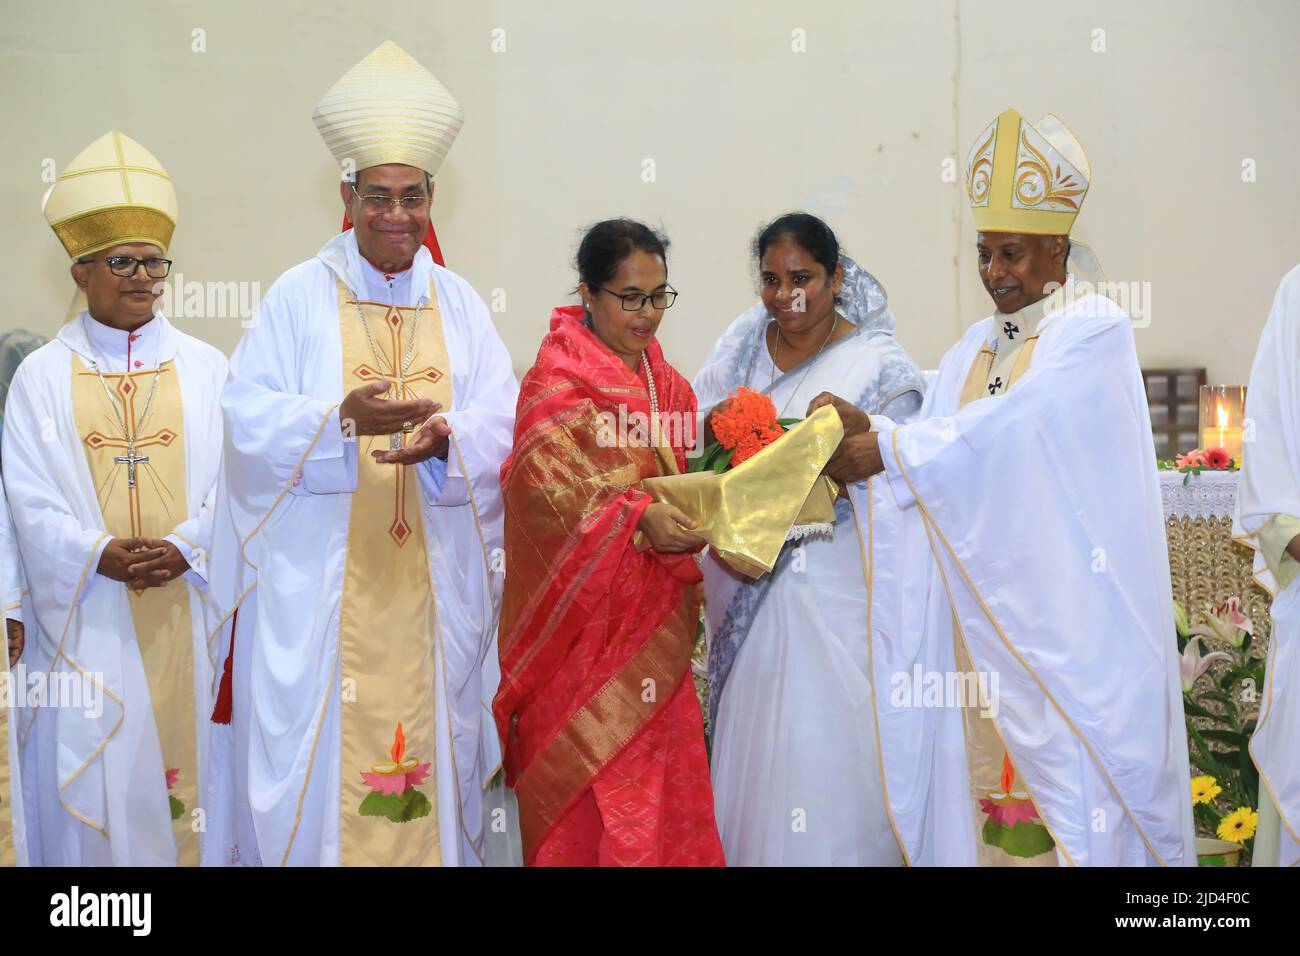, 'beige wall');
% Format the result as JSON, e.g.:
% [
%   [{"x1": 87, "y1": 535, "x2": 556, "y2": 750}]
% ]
[{"x1": 3, "y1": 0, "x2": 1297, "y2": 386}]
